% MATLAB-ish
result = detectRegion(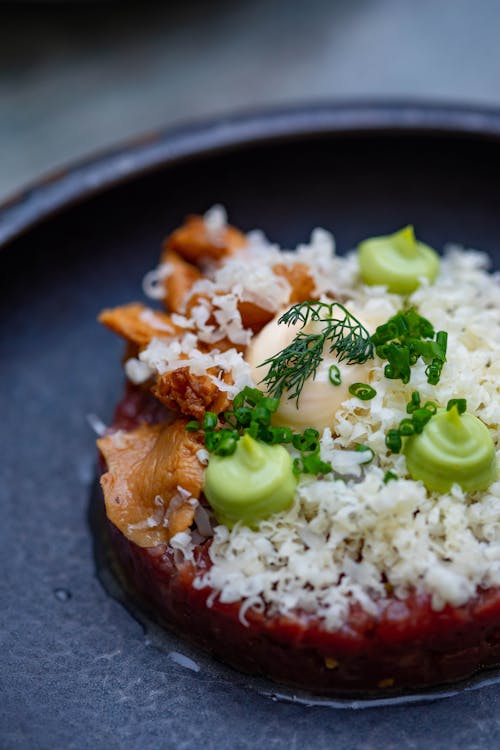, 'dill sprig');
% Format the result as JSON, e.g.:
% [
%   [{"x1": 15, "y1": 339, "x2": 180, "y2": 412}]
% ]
[{"x1": 259, "y1": 301, "x2": 374, "y2": 404}]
